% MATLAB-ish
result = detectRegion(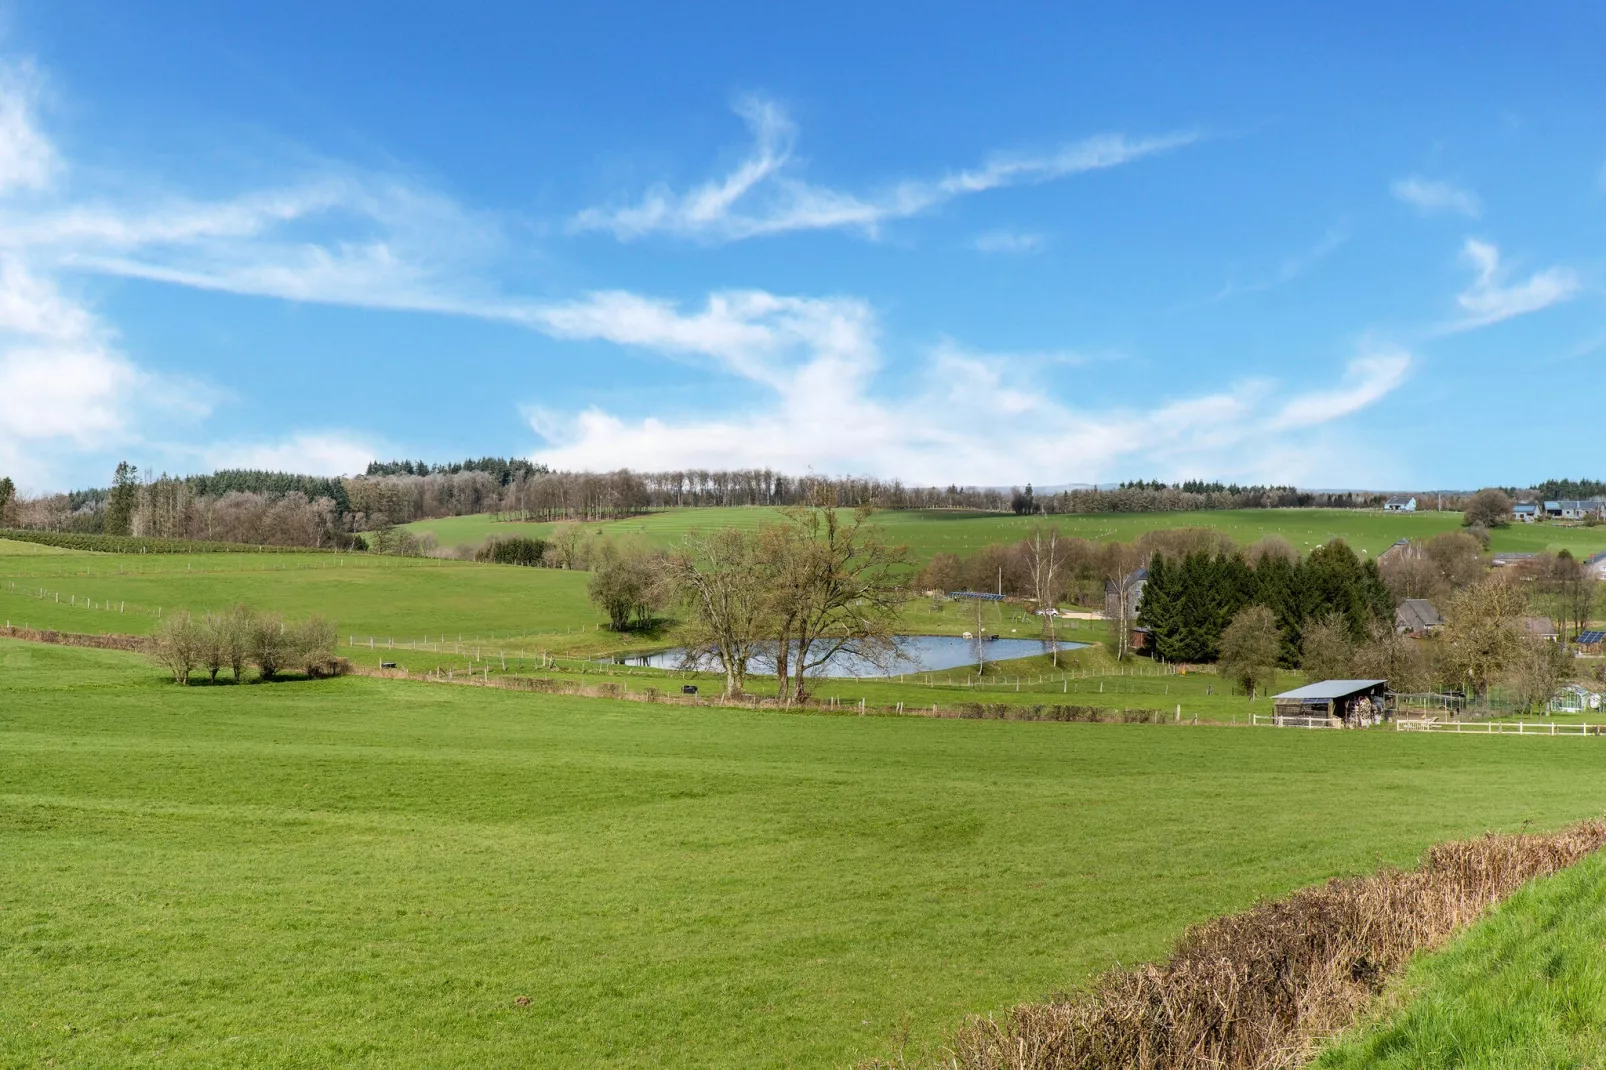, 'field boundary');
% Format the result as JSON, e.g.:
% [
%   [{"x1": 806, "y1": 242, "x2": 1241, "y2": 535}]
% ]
[
  {"x1": 1396, "y1": 717, "x2": 1606, "y2": 737},
  {"x1": 894, "y1": 817, "x2": 1606, "y2": 1070},
  {"x1": 0, "y1": 623, "x2": 148, "y2": 652}
]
